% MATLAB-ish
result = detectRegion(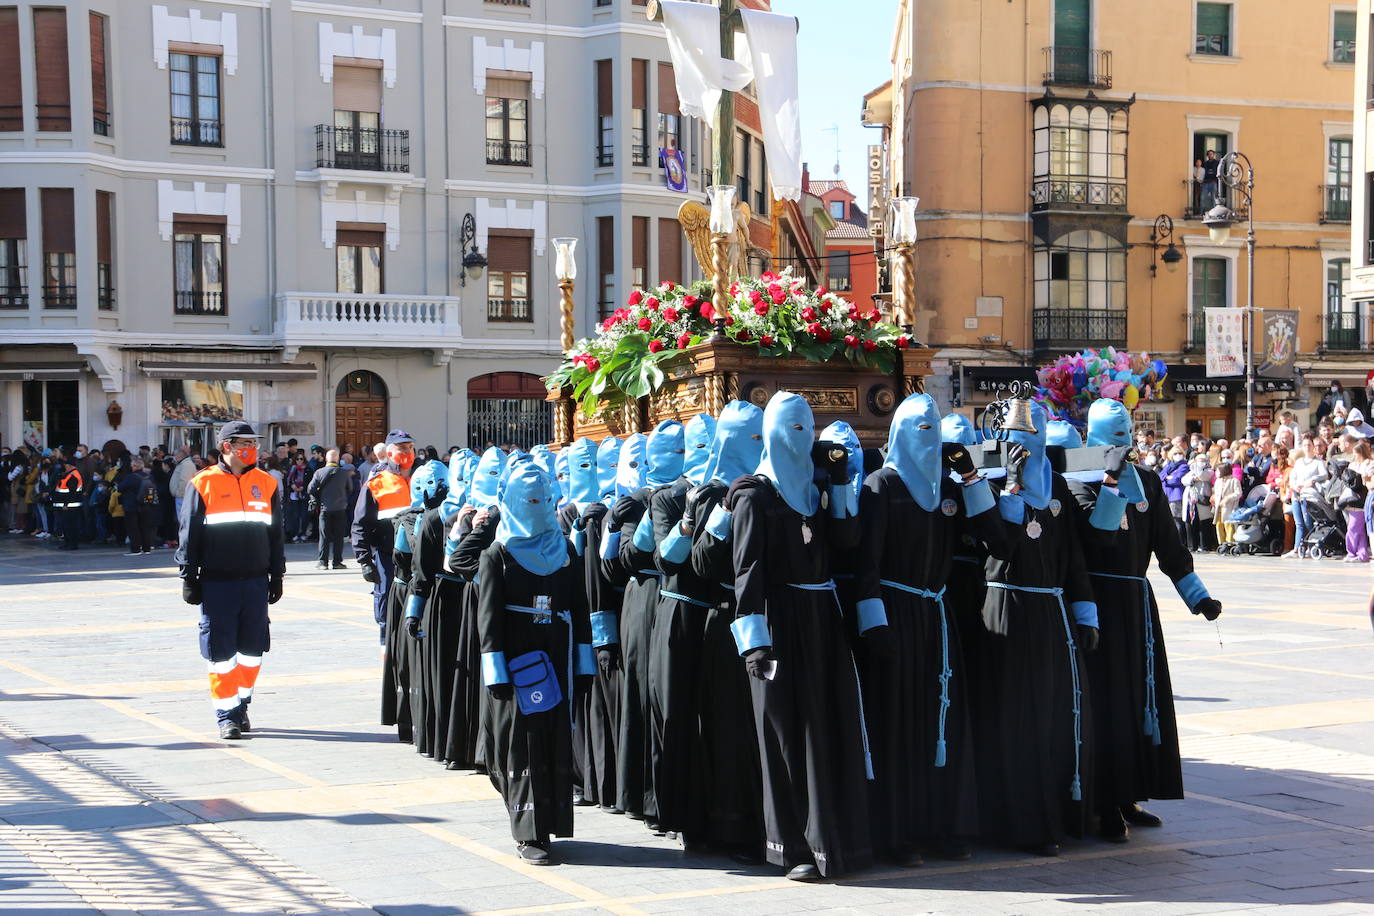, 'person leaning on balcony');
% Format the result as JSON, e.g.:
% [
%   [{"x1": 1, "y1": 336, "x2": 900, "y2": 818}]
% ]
[
  {"x1": 1193, "y1": 159, "x2": 1204, "y2": 211},
  {"x1": 1201, "y1": 150, "x2": 1220, "y2": 208}
]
